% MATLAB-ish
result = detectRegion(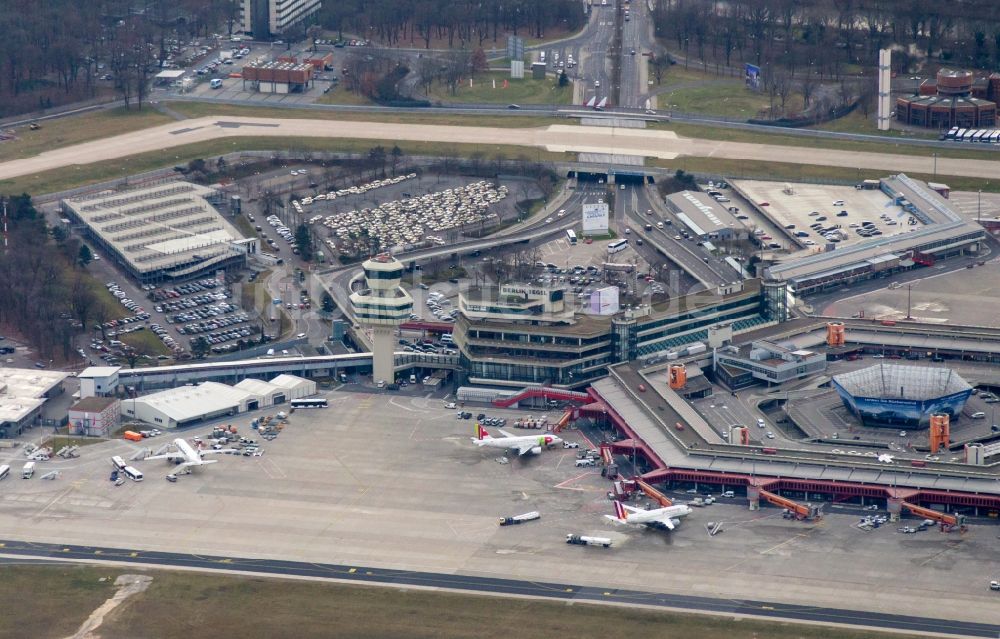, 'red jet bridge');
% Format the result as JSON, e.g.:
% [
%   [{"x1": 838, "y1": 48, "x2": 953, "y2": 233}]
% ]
[{"x1": 492, "y1": 388, "x2": 590, "y2": 408}]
